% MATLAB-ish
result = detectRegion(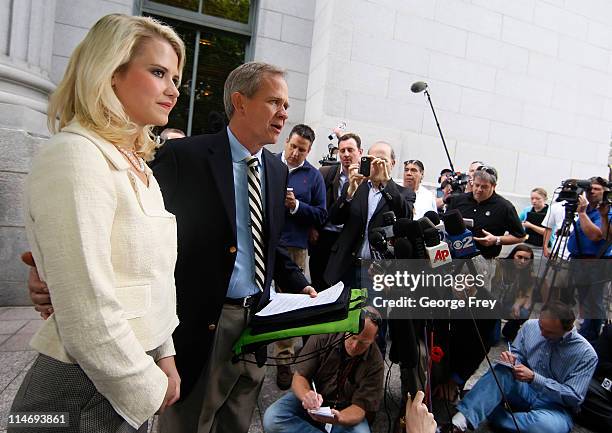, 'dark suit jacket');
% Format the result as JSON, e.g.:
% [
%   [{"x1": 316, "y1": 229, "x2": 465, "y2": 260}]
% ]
[
  {"x1": 319, "y1": 164, "x2": 342, "y2": 217},
  {"x1": 151, "y1": 129, "x2": 308, "y2": 398},
  {"x1": 323, "y1": 179, "x2": 415, "y2": 285}
]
